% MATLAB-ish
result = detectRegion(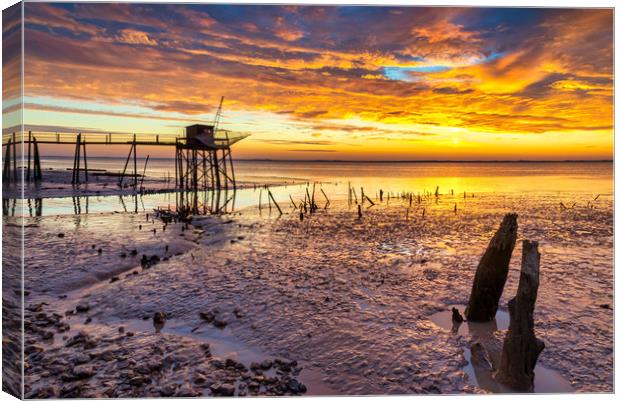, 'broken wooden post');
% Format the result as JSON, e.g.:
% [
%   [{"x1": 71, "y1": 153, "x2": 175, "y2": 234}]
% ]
[
  {"x1": 465, "y1": 213, "x2": 518, "y2": 322},
  {"x1": 495, "y1": 240, "x2": 544, "y2": 391},
  {"x1": 268, "y1": 189, "x2": 282, "y2": 215},
  {"x1": 357, "y1": 204, "x2": 362, "y2": 219},
  {"x1": 320, "y1": 188, "x2": 330, "y2": 208}
]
